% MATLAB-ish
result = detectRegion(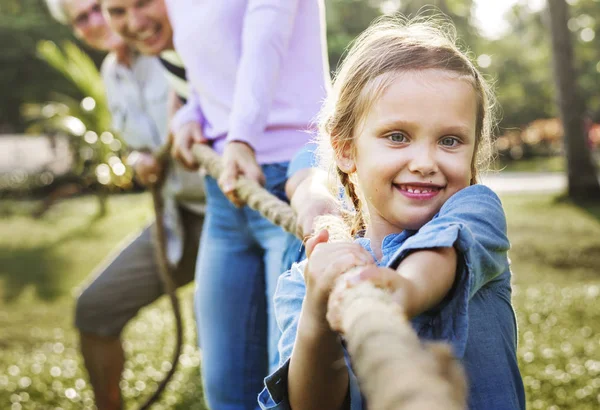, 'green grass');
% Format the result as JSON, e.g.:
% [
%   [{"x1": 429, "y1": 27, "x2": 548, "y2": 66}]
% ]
[
  {"x1": 0, "y1": 194, "x2": 204, "y2": 409},
  {"x1": 493, "y1": 156, "x2": 567, "y2": 173},
  {"x1": 492, "y1": 153, "x2": 600, "y2": 173},
  {"x1": 1, "y1": 193, "x2": 599, "y2": 409},
  {"x1": 504, "y1": 195, "x2": 600, "y2": 410}
]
